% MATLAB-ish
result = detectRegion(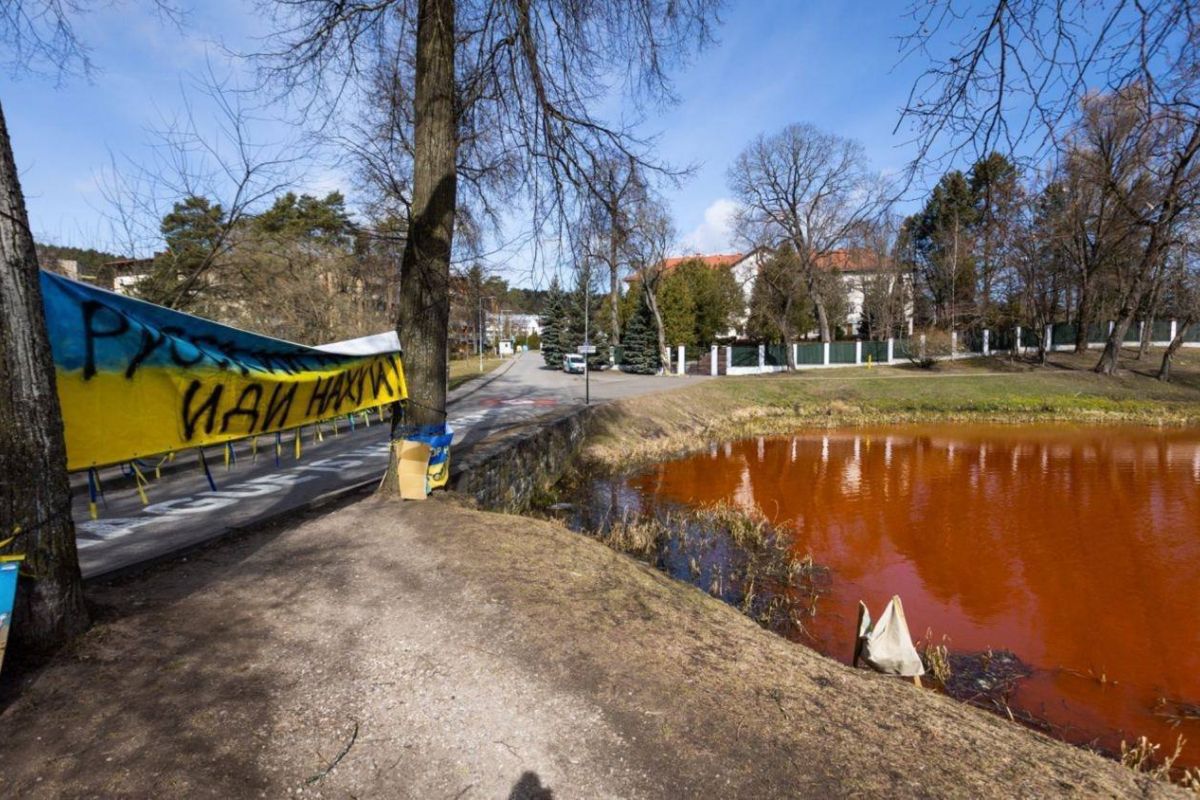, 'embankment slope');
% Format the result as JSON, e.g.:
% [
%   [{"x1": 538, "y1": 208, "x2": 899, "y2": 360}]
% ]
[{"x1": 0, "y1": 496, "x2": 1179, "y2": 798}]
